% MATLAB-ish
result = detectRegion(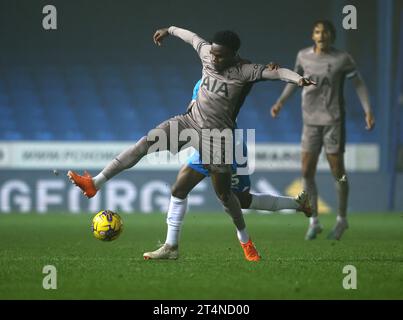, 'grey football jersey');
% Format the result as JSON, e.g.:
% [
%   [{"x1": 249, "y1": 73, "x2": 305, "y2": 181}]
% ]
[
  {"x1": 168, "y1": 27, "x2": 266, "y2": 130},
  {"x1": 295, "y1": 46, "x2": 357, "y2": 125}
]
